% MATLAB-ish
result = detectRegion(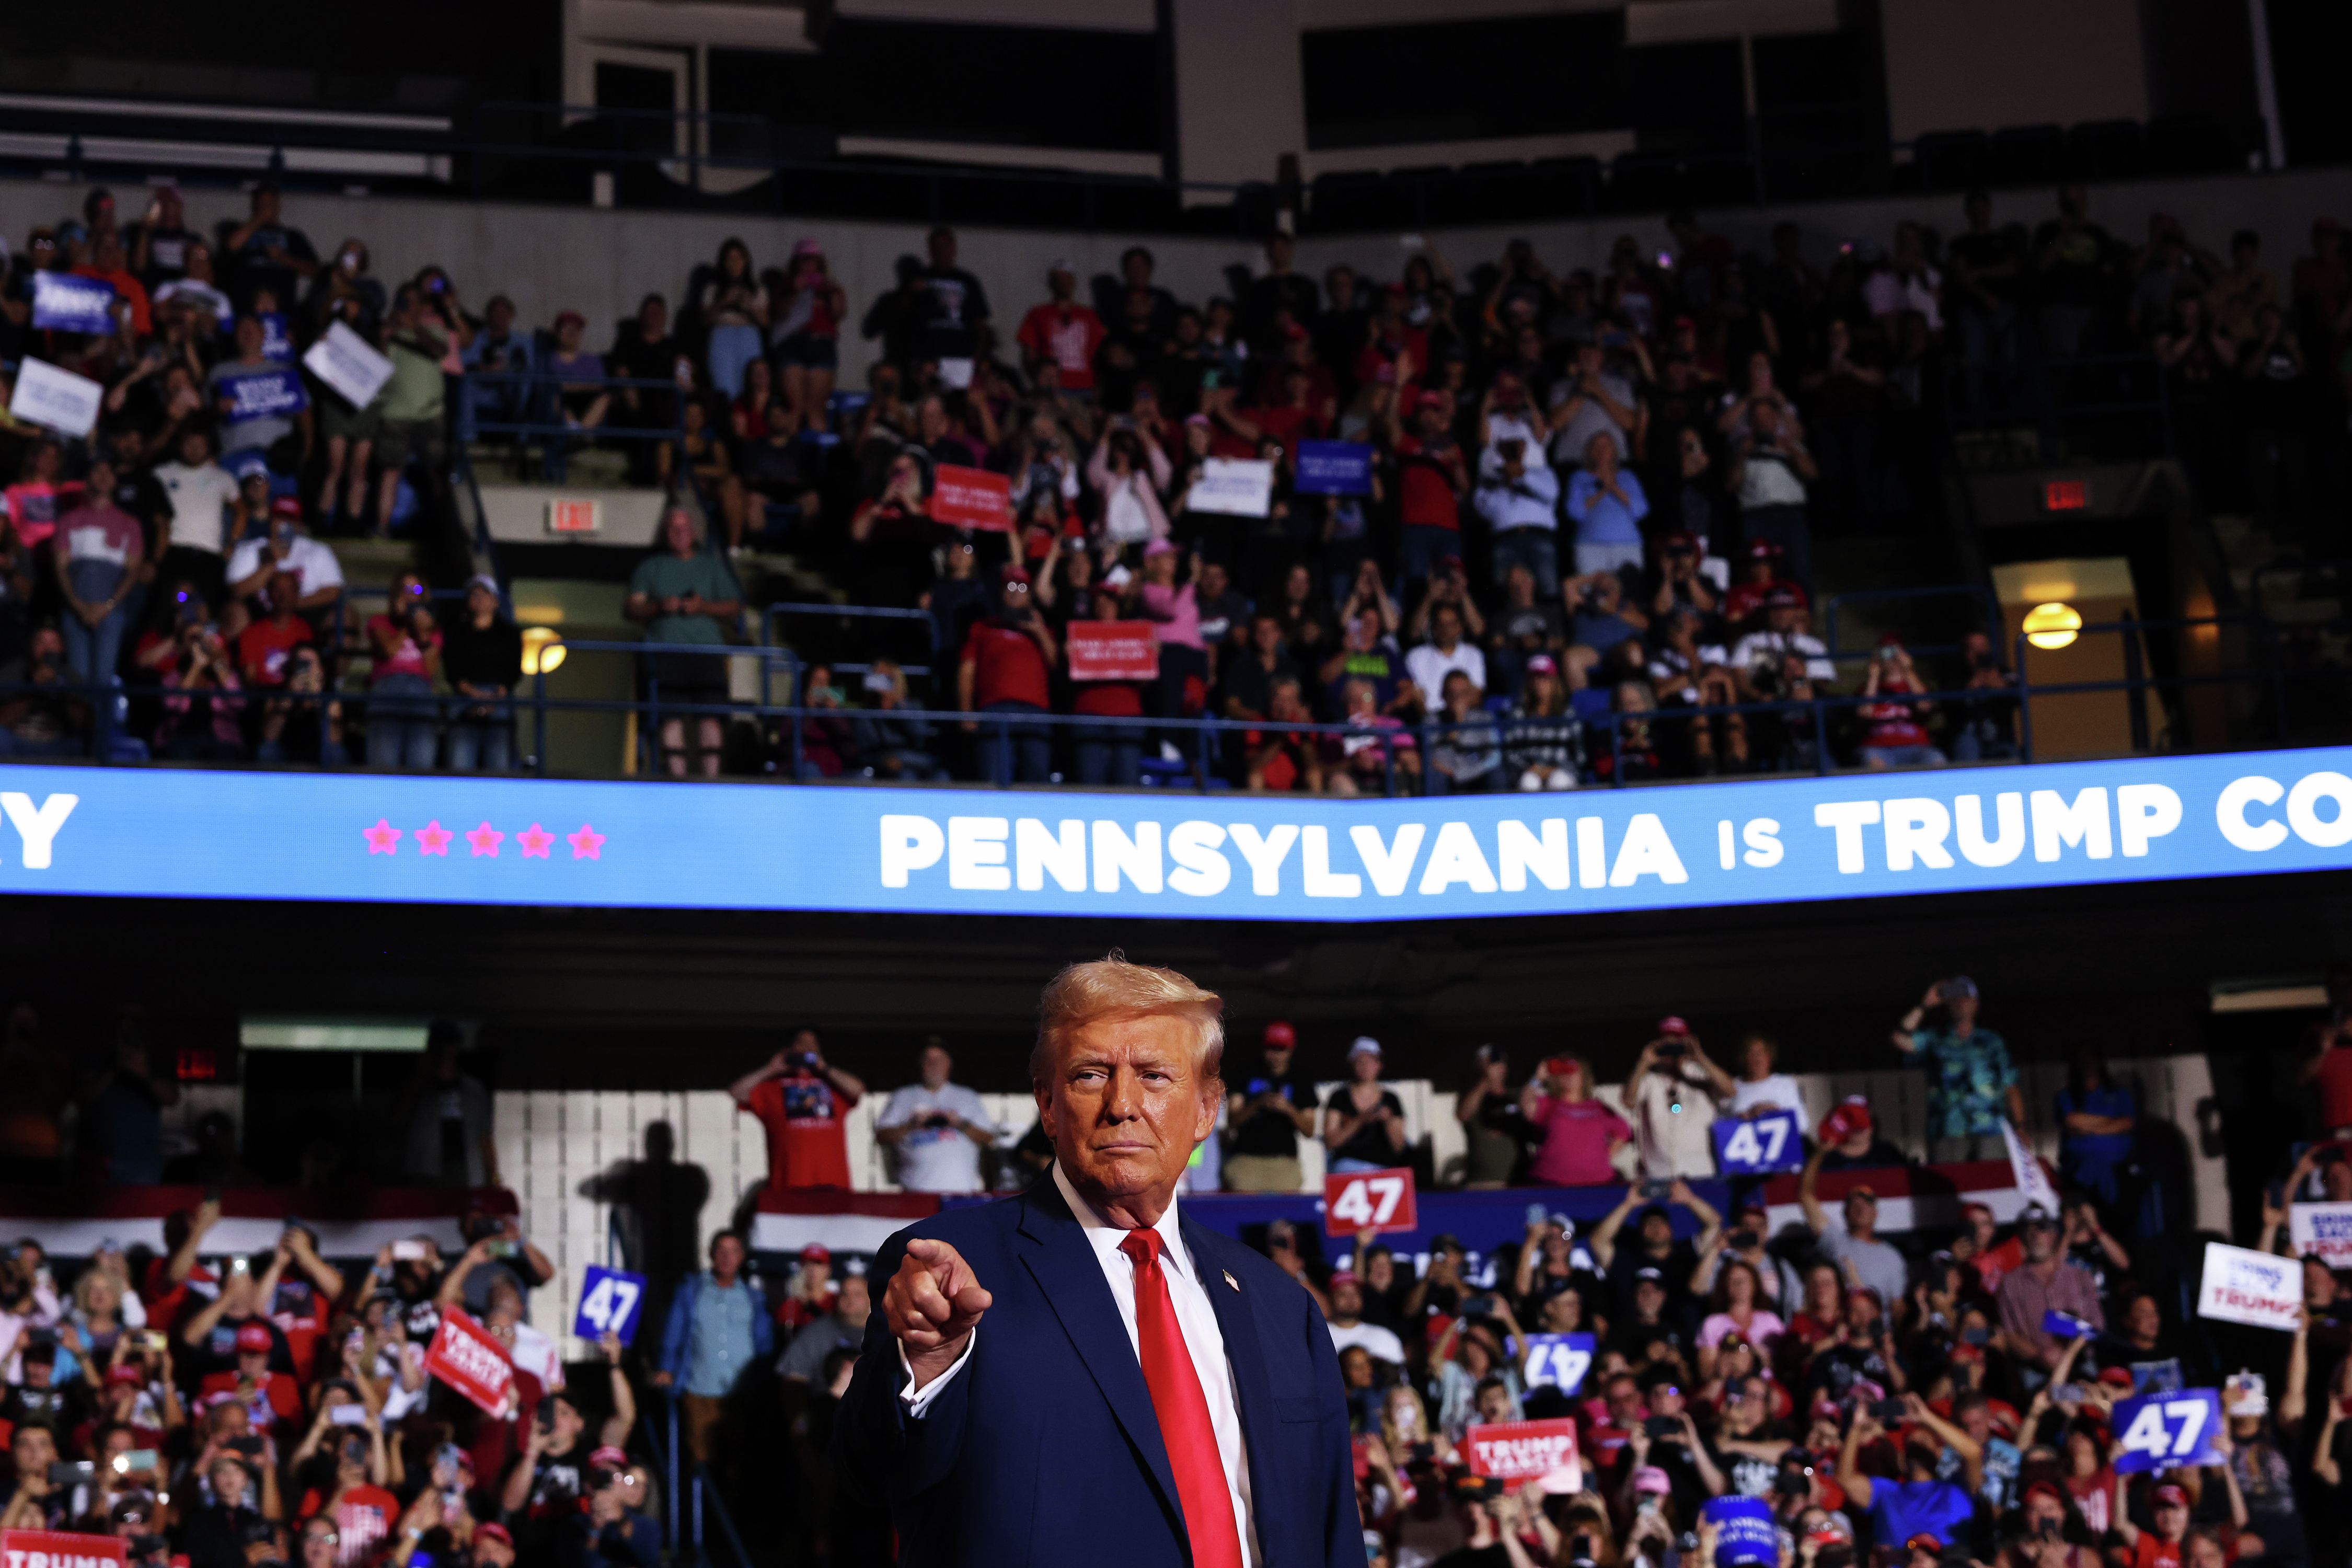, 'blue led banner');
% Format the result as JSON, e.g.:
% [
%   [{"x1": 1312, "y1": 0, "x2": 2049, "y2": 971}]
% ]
[{"x1": 0, "y1": 748, "x2": 2344, "y2": 917}]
